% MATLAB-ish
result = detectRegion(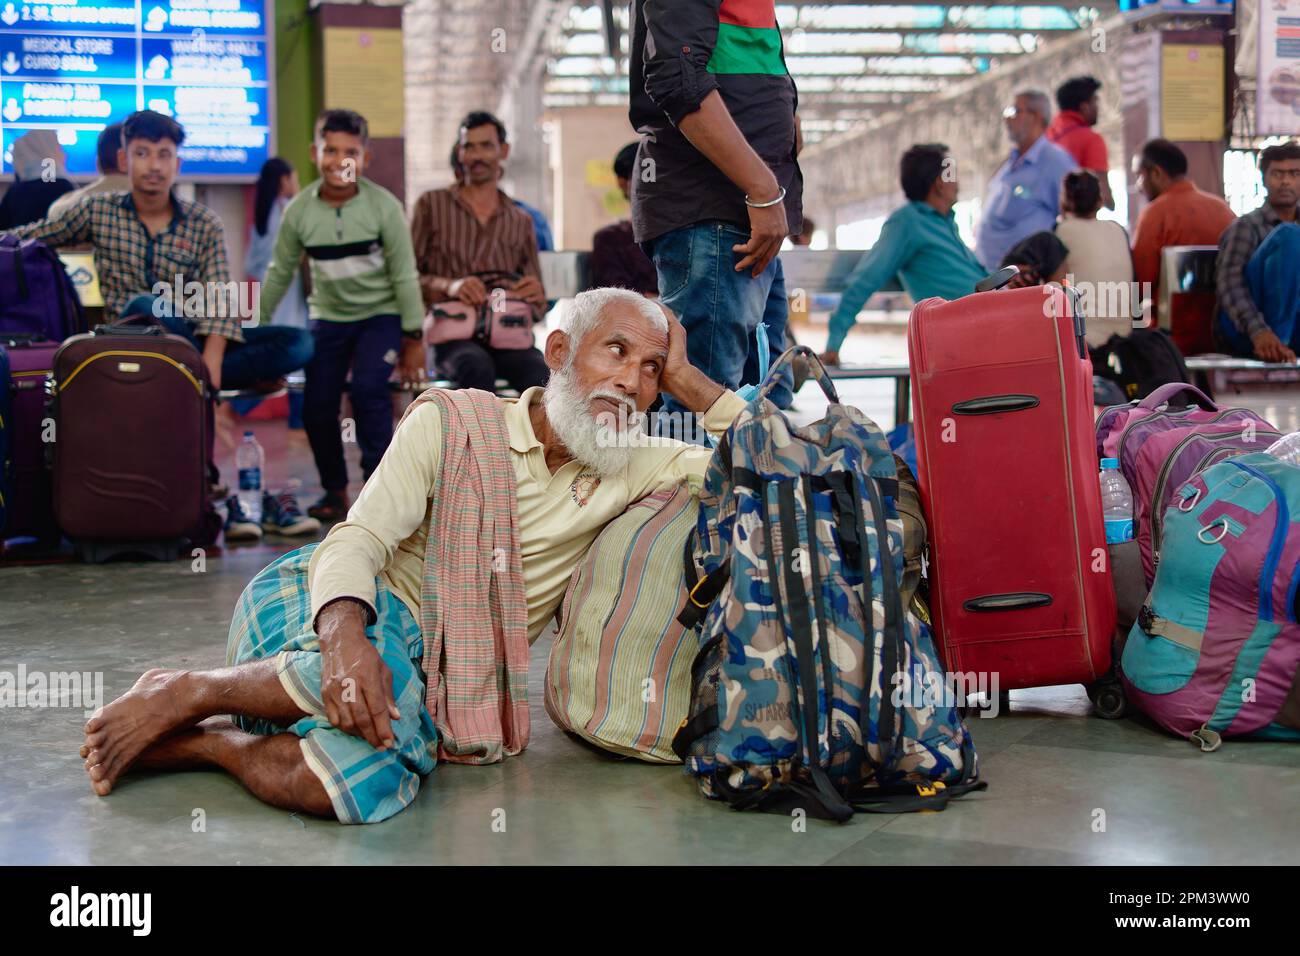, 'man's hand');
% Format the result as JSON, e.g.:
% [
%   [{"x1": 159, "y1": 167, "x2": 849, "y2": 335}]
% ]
[
  {"x1": 734, "y1": 198, "x2": 788, "y2": 278},
  {"x1": 1252, "y1": 328, "x2": 1297, "y2": 364},
  {"x1": 397, "y1": 336, "x2": 427, "y2": 386},
  {"x1": 819, "y1": 349, "x2": 841, "y2": 367},
  {"x1": 511, "y1": 275, "x2": 546, "y2": 307},
  {"x1": 449, "y1": 276, "x2": 488, "y2": 306},
  {"x1": 657, "y1": 306, "x2": 724, "y2": 413},
  {"x1": 317, "y1": 599, "x2": 400, "y2": 750},
  {"x1": 201, "y1": 335, "x2": 226, "y2": 392}
]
